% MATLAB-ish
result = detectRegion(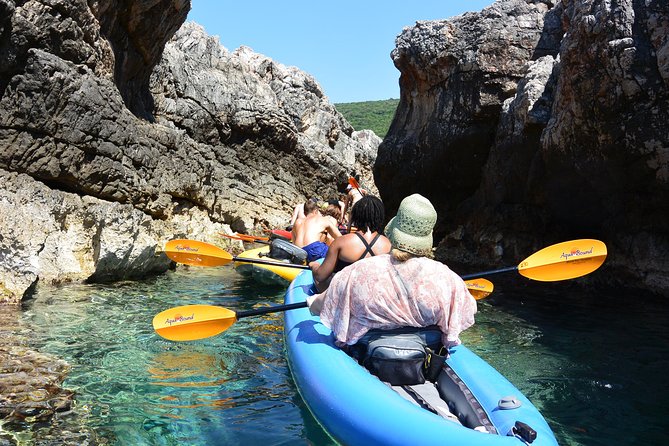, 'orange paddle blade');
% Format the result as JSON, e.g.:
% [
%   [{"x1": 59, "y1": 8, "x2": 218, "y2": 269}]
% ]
[
  {"x1": 348, "y1": 177, "x2": 361, "y2": 190},
  {"x1": 464, "y1": 278, "x2": 494, "y2": 300},
  {"x1": 164, "y1": 239, "x2": 233, "y2": 267},
  {"x1": 153, "y1": 305, "x2": 237, "y2": 341},
  {"x1": 518, "y1": 239, "x2": 607, "y2": 281}
]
